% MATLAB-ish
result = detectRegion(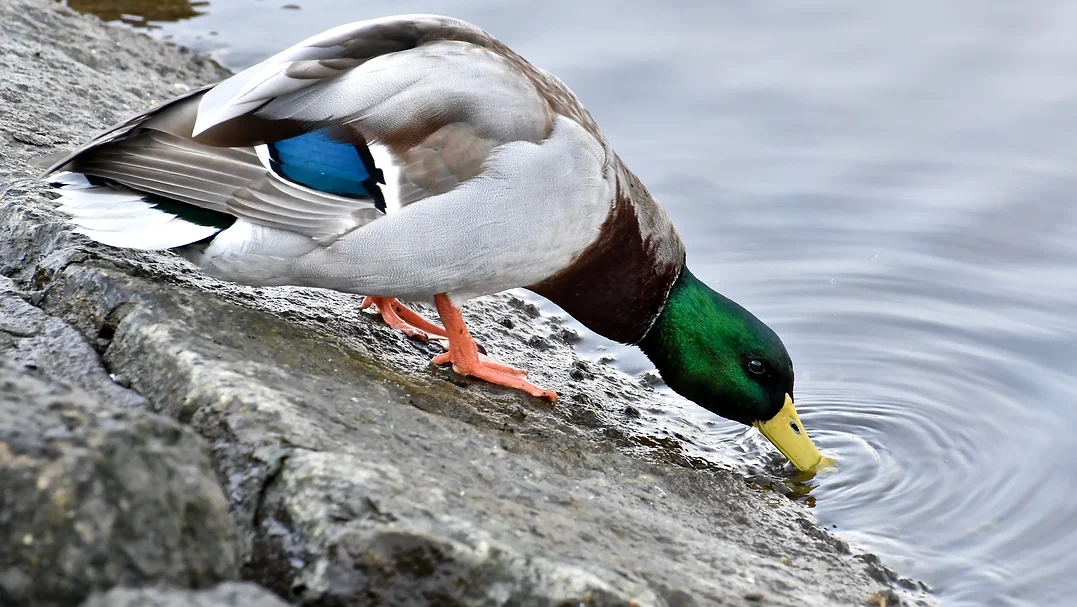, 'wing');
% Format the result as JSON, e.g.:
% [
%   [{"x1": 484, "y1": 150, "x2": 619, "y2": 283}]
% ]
[
  {"x1": 43, "y1": 14, "x2": 609, "y2": 250},
  {"x1": 189, "y1": 14, "x2": 600, "y2": 209},
  {"x1": 42, "y1": 86, "x2": 385, "y2": 245}
]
